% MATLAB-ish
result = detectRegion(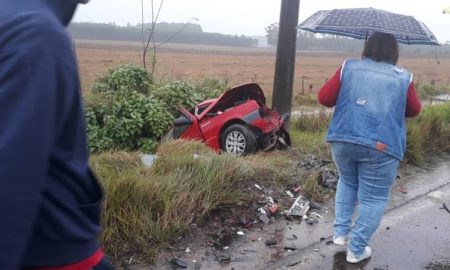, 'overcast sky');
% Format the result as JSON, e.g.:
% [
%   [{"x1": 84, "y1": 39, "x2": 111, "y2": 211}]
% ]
[{"x1": 74, "y1": 0, "x2": 450, "y2": 42}]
